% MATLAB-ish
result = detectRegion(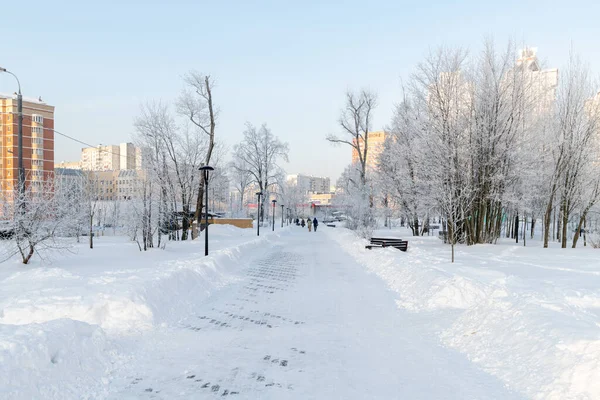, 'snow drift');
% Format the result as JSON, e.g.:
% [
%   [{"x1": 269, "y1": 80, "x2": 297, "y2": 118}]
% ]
[{"x1": 325, "y1": 227, "x2": 600, "y2": 400}]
